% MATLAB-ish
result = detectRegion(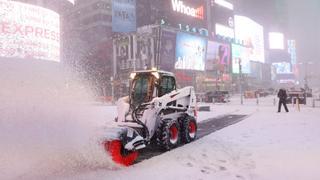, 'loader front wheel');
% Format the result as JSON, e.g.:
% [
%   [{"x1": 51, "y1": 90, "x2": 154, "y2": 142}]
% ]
[
  {"x1": 103, "y1": 140, "x2": 138, "y2": 166},
  {"x1": 181, "y1": 116, "x2": 197, "y2": 143},
  {"x1": 156, "y1": 119, "x2": 180, "y2": 150}
]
